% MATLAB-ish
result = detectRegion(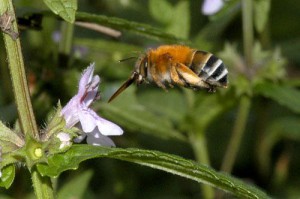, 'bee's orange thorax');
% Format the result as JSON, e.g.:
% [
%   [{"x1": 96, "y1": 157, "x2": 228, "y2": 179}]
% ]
[{"x1": 148, "y1": 45, "x2": 194, "y2": 65}]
